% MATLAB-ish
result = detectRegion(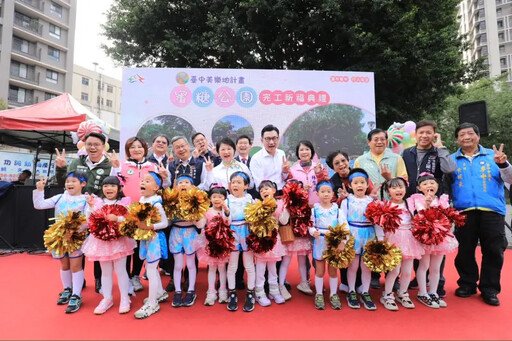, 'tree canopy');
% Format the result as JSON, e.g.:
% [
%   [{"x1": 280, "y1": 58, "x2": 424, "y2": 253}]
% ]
[{"x1": 103, "y1": 0, "x2": 481, "y2": 127}]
